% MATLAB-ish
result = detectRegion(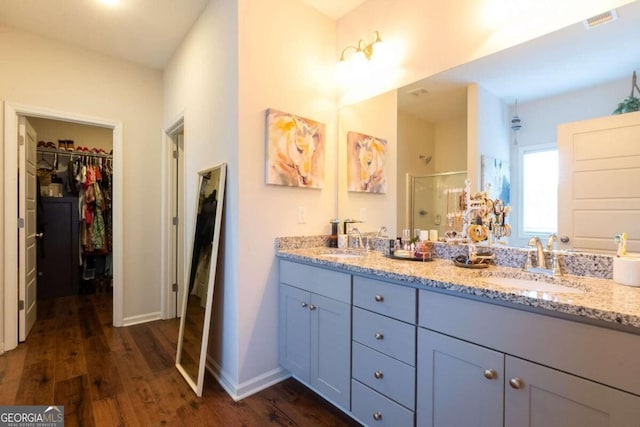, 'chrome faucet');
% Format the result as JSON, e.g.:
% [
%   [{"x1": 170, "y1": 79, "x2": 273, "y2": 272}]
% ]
[
  {"x1": 528, "y1": 237, "x2": 547, "y2": 269},
  {"x1": 376, "y1": 226, "x2": 388, "y2": 238},
  {"x1": 349, "y1": 227, "x2": 364, "y2": 249},
  {"x1": 525, "y1": 235, "x2": 562, "y2": 276}
]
